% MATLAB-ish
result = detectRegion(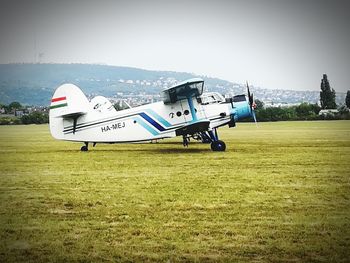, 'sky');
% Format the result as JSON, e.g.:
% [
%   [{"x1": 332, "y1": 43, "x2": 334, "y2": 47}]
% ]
[{"x1": 0, "y1": 0, "x2": 349, "y2": 92}]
